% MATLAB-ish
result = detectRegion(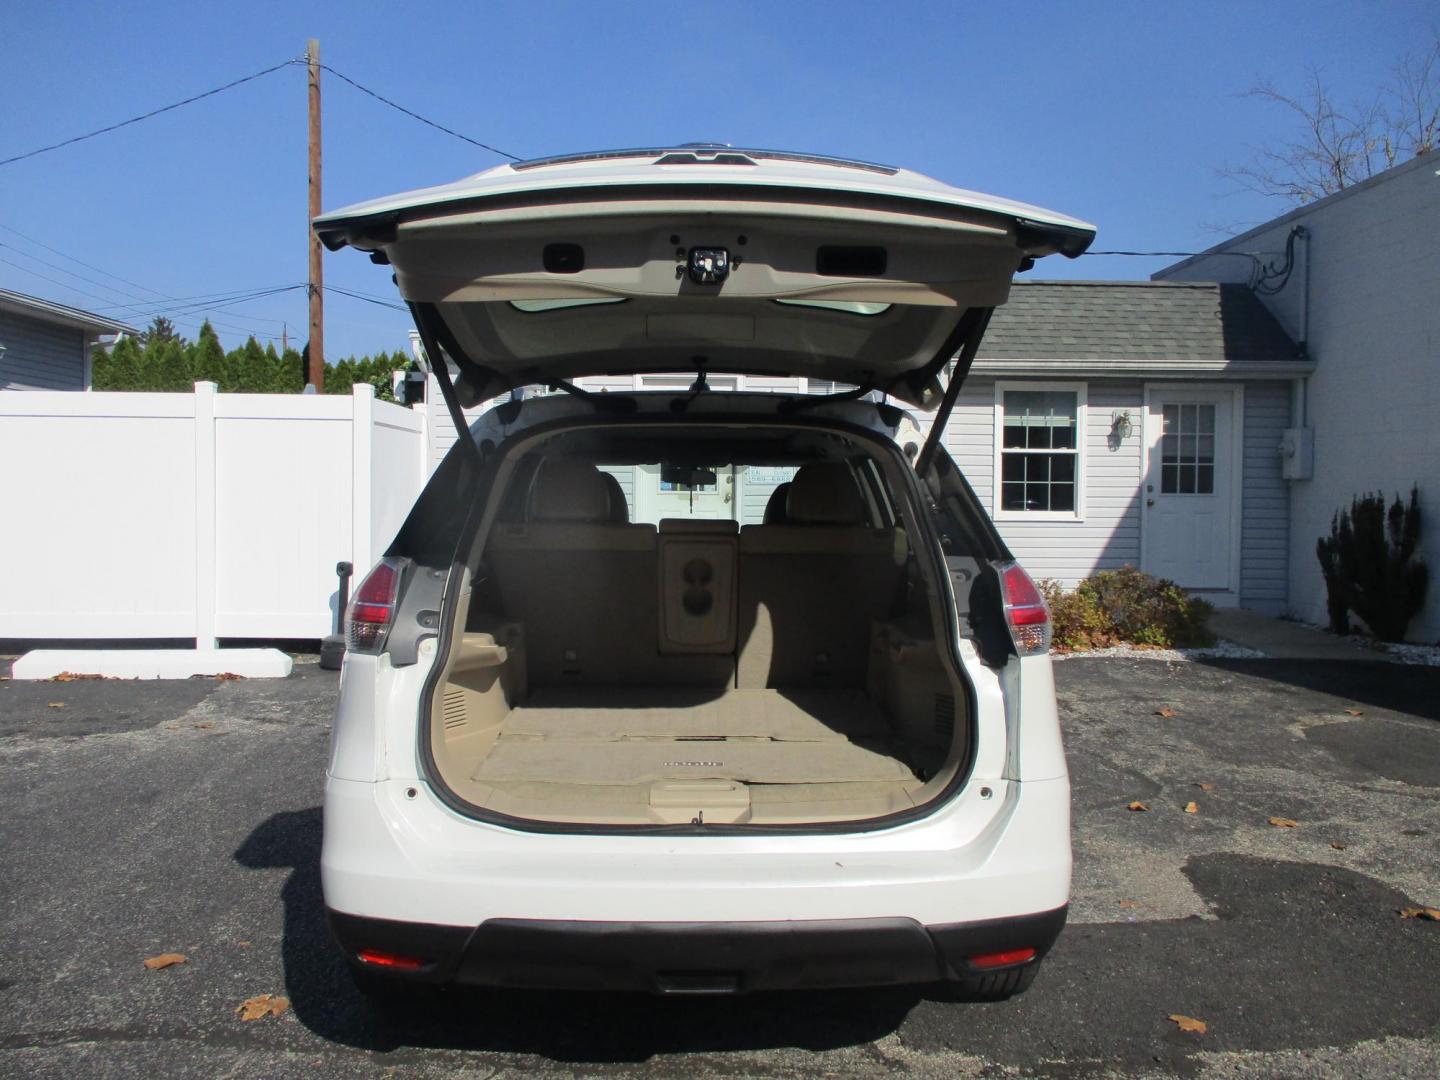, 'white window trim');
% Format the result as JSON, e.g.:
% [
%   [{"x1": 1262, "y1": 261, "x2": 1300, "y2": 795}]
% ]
[{"x1": 992, "y1": 380, "x2": 1087, "y2": 522}]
